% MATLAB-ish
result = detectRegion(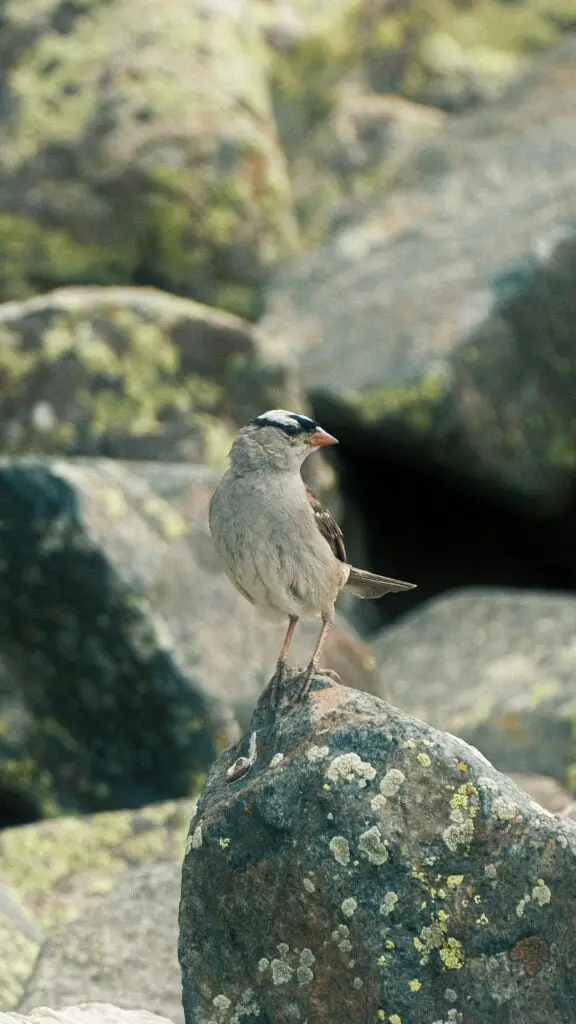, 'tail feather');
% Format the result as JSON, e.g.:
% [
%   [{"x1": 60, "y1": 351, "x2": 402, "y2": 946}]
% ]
[{"x1": 345, "y1": 566, "x2": 416, "y2": 600}]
